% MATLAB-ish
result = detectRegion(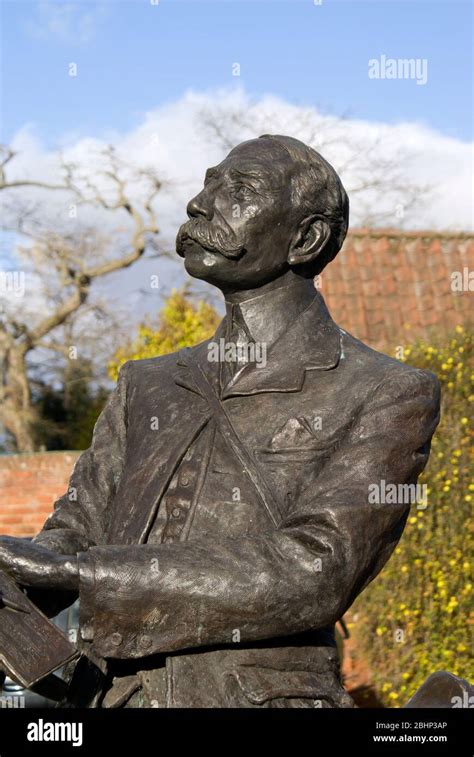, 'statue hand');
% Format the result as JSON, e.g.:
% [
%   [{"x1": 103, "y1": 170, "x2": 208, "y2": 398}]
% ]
[{"x1": 0, "y1": 535, "x2": 79, "y2": 591}]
